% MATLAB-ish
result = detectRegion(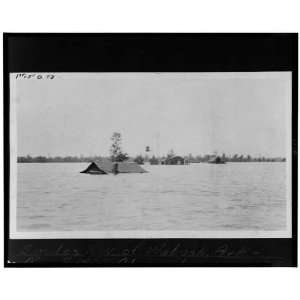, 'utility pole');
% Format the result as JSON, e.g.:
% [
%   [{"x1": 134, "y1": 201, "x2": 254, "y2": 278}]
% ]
[{"x1": 145, "y1": 146, "x2": 150, "y2": 164}]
